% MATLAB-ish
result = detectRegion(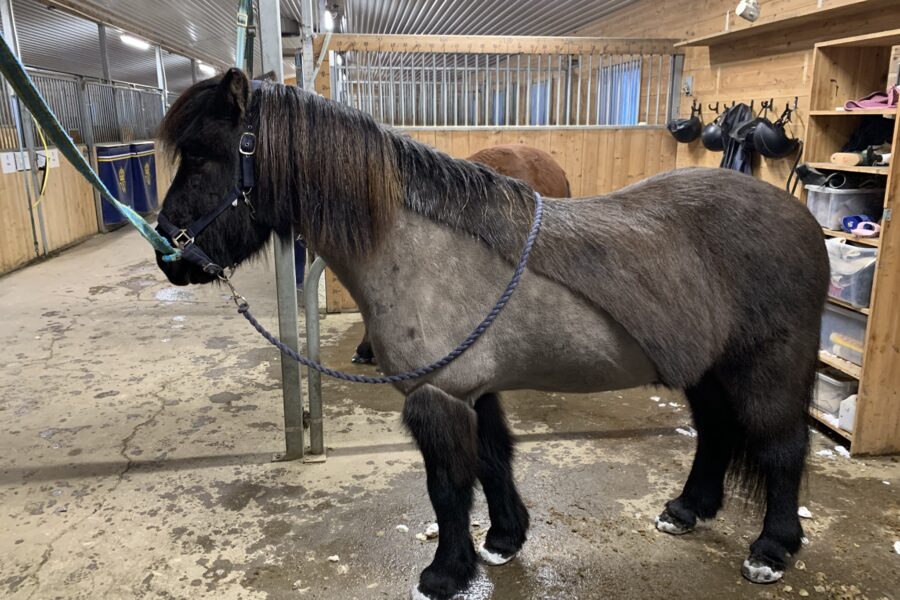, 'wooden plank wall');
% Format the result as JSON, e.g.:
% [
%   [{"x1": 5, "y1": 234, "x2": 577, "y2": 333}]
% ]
[
  {"x1": 0, "y1": 146, "x2": 98, "y2": 275},
  {"x1": 574, "y1": 0, "x2": 900, "y2": 190},
  {"x1": 325, "y1": 126, "x2": 677, "y2": 311},
  {"x1": 404, "y1": 127, "x2": 676, "y2": 196},
  {"x1": 0, "y1": 167, "x2": 37, "y2": 274}
]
